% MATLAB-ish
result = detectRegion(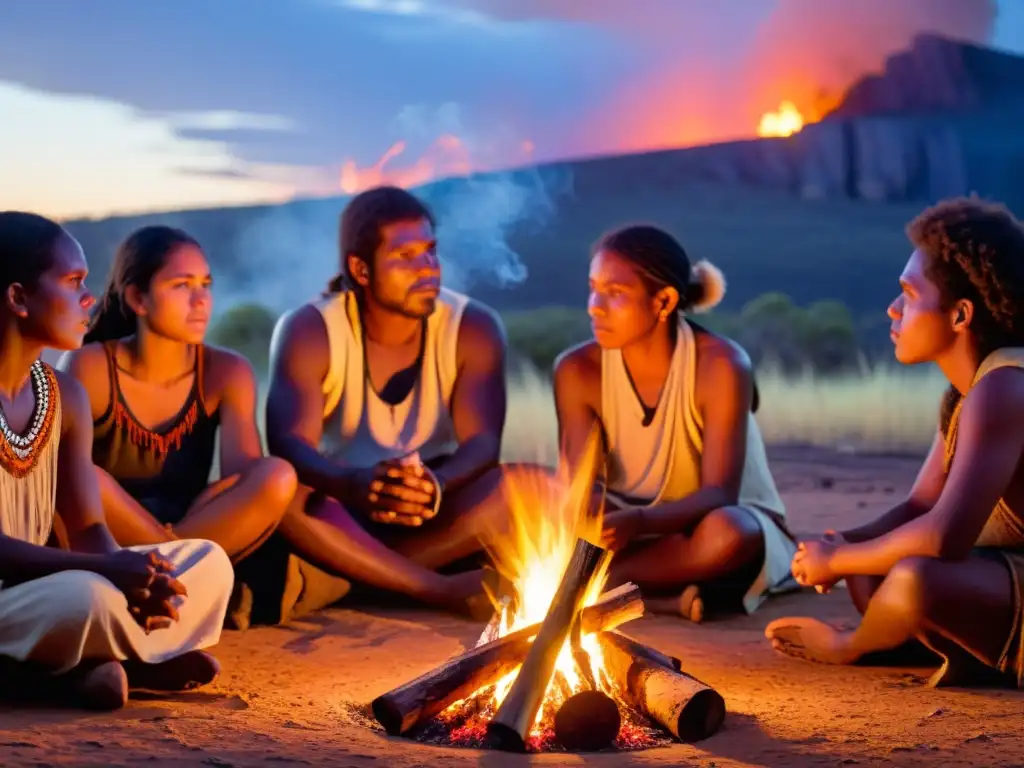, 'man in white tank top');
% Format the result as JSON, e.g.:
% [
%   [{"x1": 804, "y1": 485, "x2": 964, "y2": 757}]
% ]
[{"x1": 264, "y1": 186, "x2": 508, "y2": 618}]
